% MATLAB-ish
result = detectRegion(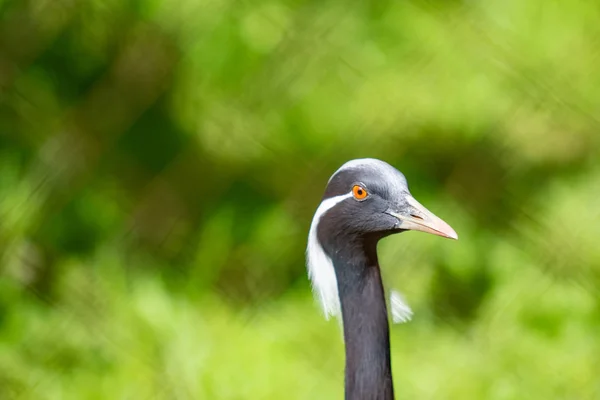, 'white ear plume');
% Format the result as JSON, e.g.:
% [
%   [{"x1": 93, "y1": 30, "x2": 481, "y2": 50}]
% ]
[{"x1": 306, "y1": 192, "x2": 353, "y2": 319}]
